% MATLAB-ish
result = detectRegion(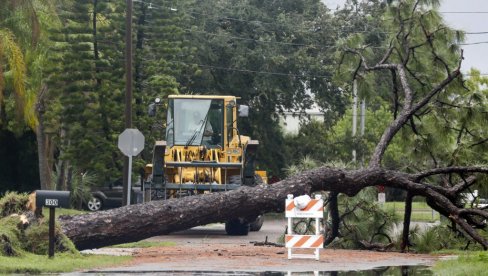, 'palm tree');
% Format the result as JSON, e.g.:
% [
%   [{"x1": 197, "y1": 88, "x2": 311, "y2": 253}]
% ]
[{"x1": 1, "y1": 0, "x2": 57, "y2": 189}]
